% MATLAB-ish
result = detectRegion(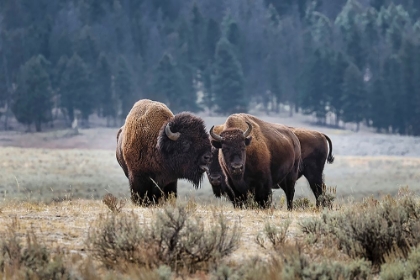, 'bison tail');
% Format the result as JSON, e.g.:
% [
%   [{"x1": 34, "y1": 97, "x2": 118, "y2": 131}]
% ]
[{"x1": 323, "y1": 134, "x2": 335, "y2": 164}]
